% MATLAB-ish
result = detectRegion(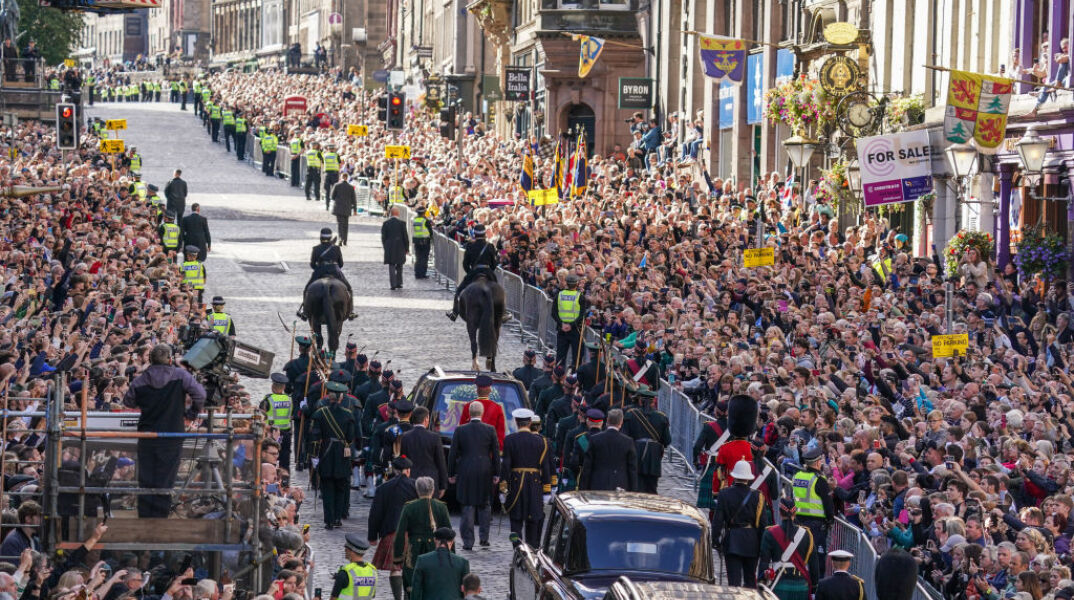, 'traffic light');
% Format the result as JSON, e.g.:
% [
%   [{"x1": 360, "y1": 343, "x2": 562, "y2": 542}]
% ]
[
  {"x1": 387, "y1": 92, "x2": 405, "y2": 130},
  {"x1": 376, "y1": 95, "x2": 388, "y2": 123},
  {"x1": 439, "y1": 105, "x2": 456, "y2": 139},
  {"x1": 56, "y1": 103, "x2": 78, "y2": 150}
]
